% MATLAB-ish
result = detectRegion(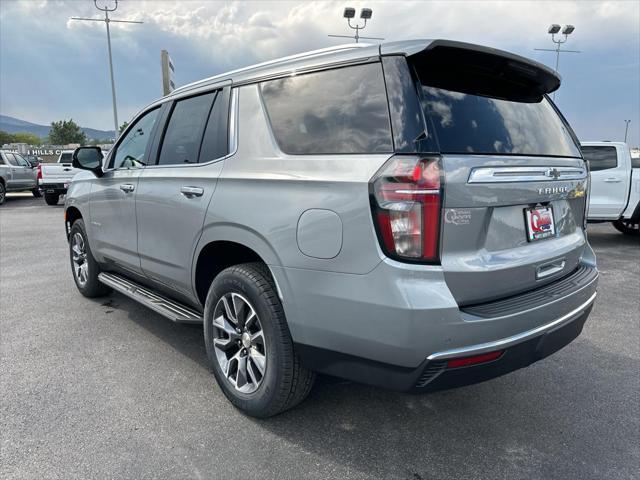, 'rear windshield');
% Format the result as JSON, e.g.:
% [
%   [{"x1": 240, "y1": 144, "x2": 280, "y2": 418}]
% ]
[
  {"x1": 419, "y1": 86, "x2": 581, "y2": 158},
  {"x1": 59, "y1": 153, "x2": 72, "y2": 163}
]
